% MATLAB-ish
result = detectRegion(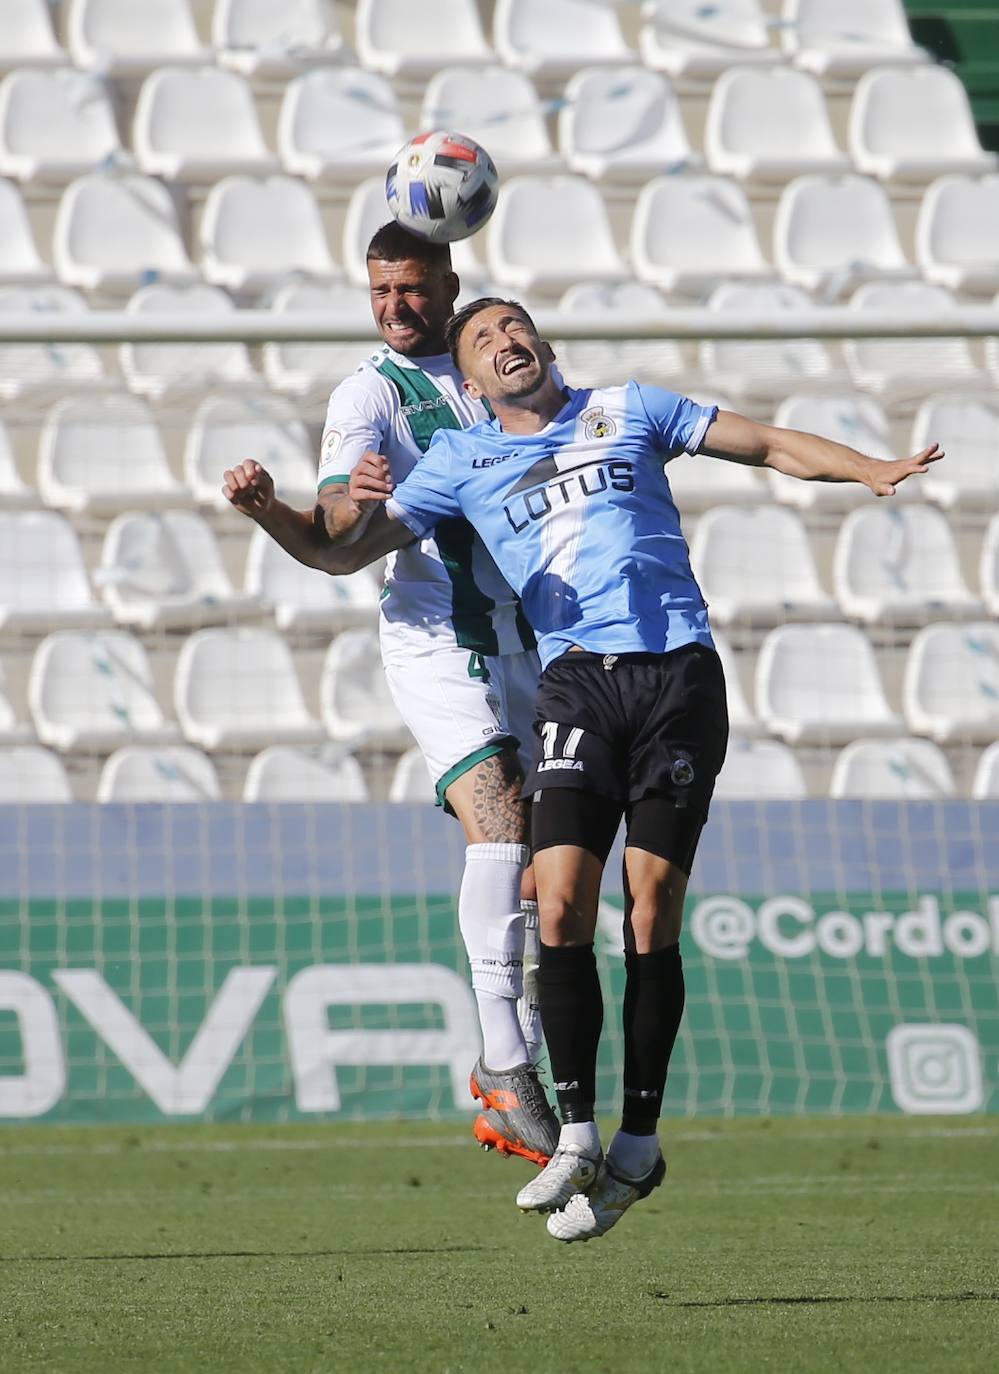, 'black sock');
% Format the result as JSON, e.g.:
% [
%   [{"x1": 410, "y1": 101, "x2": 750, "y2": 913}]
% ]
[
  {"x1": 621, "y1": 943, "x2": 685, "y2": 1135},
  {"x1": 537, "y1": 942, "x2": 603, "y2": 1123}
]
